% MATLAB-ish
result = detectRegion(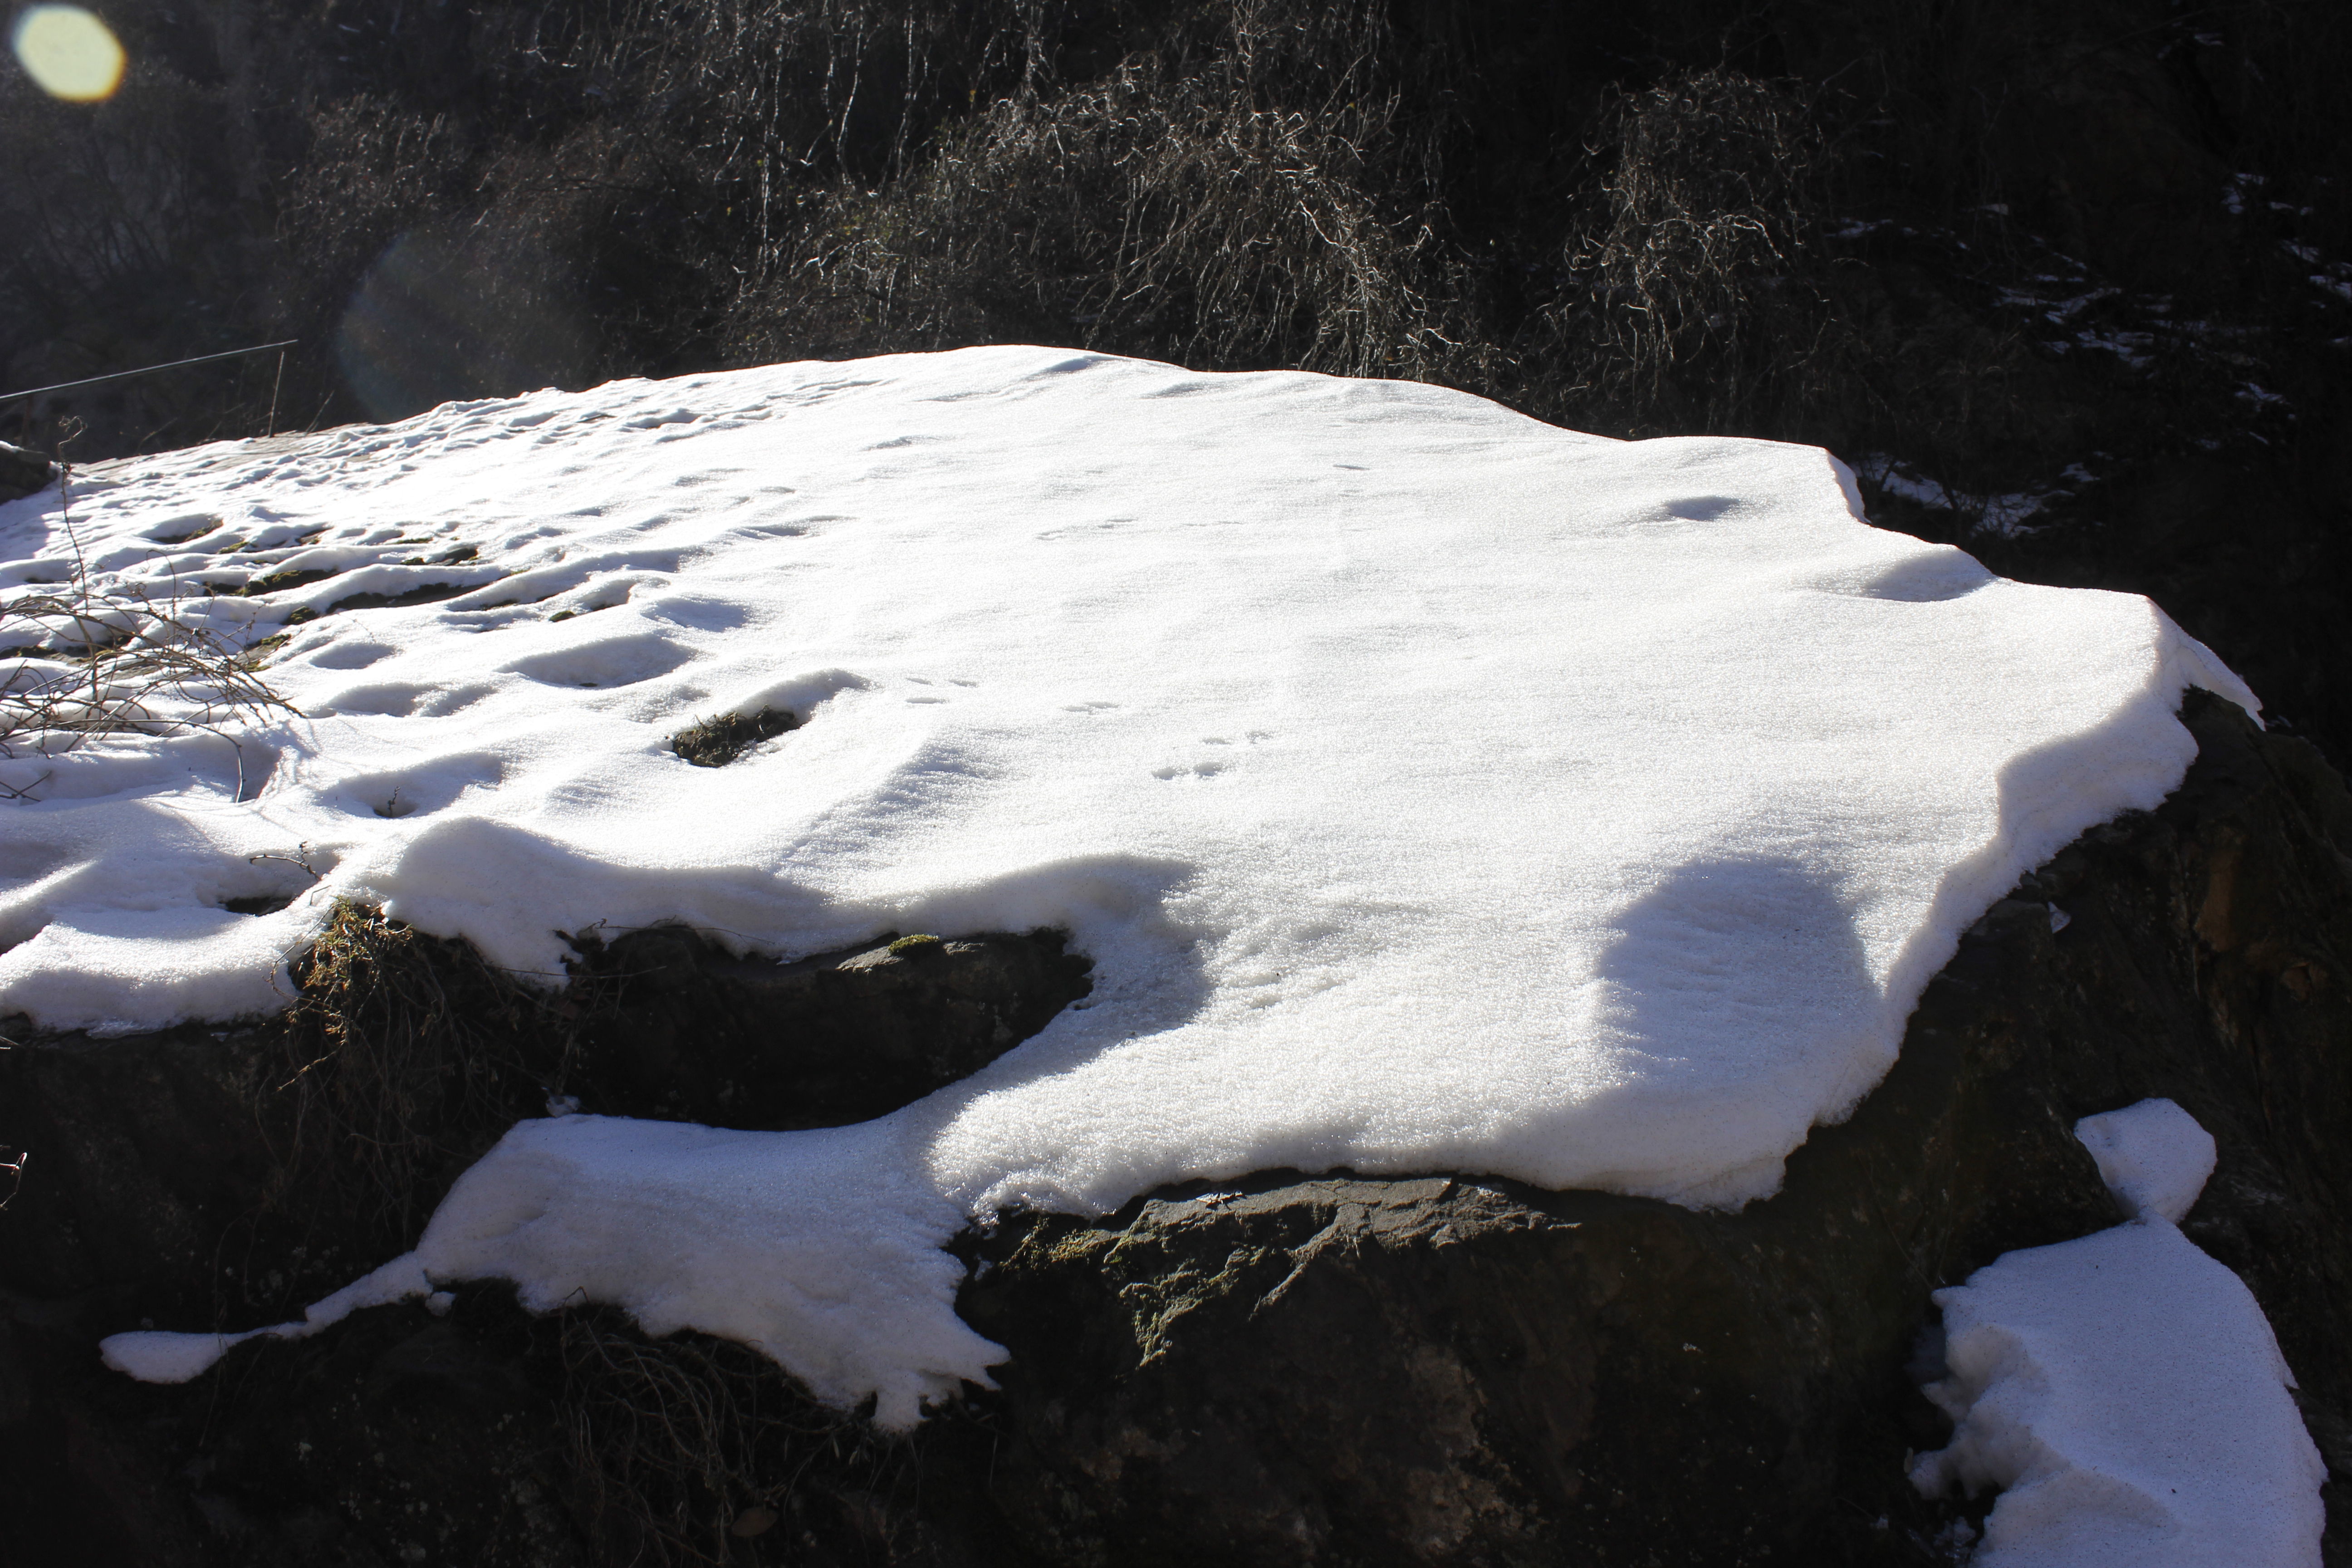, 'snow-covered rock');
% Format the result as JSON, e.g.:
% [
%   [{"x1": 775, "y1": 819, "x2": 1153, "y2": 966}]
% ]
[{"x1": 0, "y1": 346, "x2": 2258, "y2": 1411}]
